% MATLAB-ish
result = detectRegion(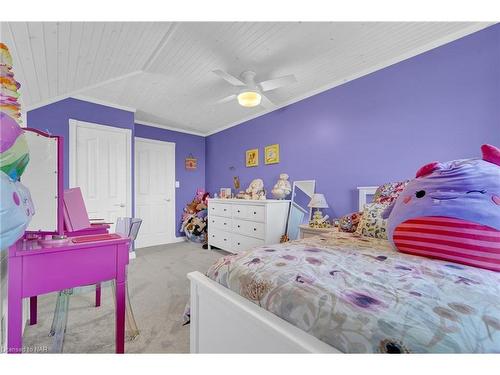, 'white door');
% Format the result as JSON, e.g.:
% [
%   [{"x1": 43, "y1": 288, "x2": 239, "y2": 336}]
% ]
[
  {"x1": 69, "y1": 120, "x2": 132, "y2": 231},
  {"x1": 135, "y1": 138, "x2": 176, "y2": 248}
]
